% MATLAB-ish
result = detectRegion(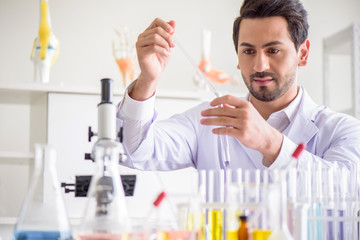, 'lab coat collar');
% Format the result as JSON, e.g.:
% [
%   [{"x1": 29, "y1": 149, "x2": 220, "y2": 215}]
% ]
[{"x1": 285, "y1": 86, "x2": 319, "y2": 145}]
